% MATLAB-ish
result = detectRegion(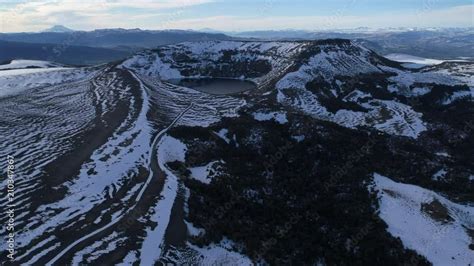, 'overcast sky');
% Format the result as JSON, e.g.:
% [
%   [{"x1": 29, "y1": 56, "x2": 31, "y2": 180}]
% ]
[{"x1": 0, "y1": 0, "x2": 472, "y2": 32}]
